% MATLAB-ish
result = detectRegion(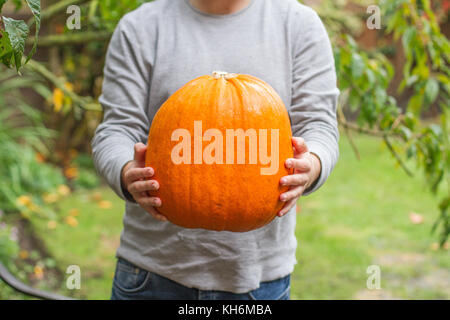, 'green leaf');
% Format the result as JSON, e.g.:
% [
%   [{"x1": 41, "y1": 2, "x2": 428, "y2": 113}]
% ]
[
  {"x1": 351, "y1": 52, "x2": 365, "y2": 79},
  {"x1": 0, "y1": 30, "x2": 14, "y2": 67},
  {"x1": 402, "y1": 27, "x2": 417, "y2": 52},
  {"x1": 424, "y1": 78, "x2": 439, "y2": 105},
  {"x1": 24, "y1": 0, "x2": 41, "y2": 63},
  {"x1": 0, "y1": 0, "x2": 6, "y2": 12},
  {"x1": 1, "y1": 17, "x2": 29, "y2": 72},
  {"x1": 407, "y1": 94, "x2": 424, "y2": 115}
]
